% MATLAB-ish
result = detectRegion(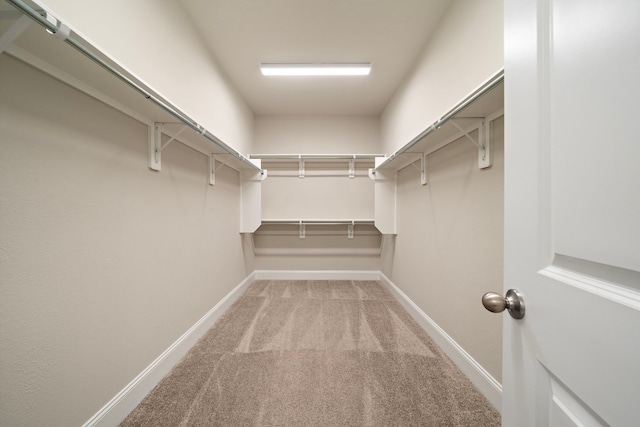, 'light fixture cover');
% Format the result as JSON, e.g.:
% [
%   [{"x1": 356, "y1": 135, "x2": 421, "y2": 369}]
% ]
[{"x1": 260, "y1": 63, "x2": 371, "y2": 76}]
